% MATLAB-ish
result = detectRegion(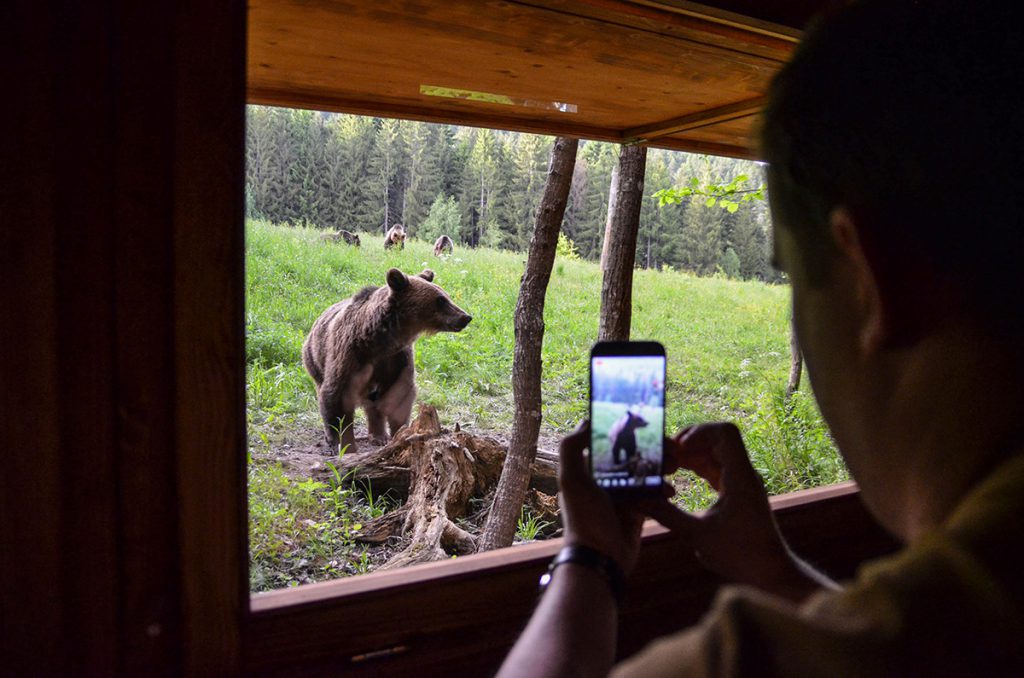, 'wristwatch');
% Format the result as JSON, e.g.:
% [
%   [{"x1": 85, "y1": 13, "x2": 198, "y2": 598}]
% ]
[{"x1": 538, "y1": 544, "x2": 626, "y2": 605}]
